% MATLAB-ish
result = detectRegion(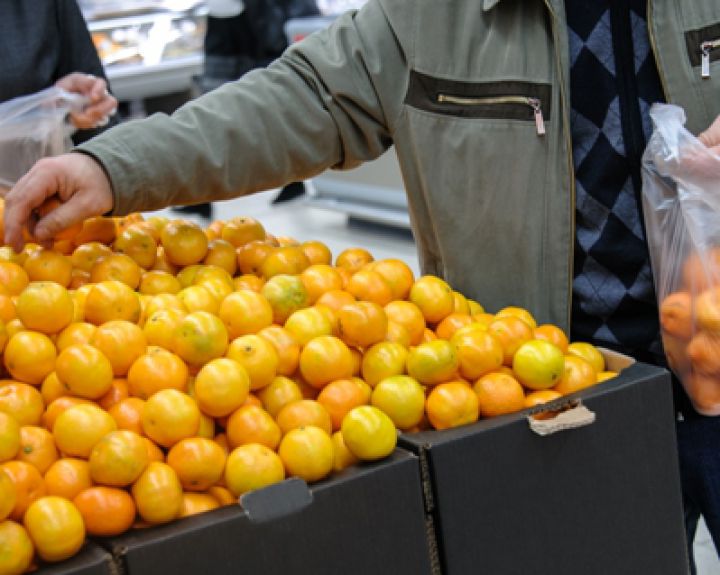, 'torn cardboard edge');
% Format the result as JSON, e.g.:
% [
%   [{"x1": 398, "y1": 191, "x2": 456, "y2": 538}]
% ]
[
  {"x1": 527, "y1": 402, "x2": 596, "y2": 436},
  {"x1": 523, "y1": 348, "x2": 636, "y2": 434}
]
